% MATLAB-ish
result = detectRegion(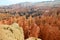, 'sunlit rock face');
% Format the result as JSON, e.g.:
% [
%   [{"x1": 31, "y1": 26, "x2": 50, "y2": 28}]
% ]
[
  {"x1": 26, "y1": 37, "x2": 42, "y2": 40},
  {"x1": 0, "y1": 23, "x2": 24, "y2": 40}
]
